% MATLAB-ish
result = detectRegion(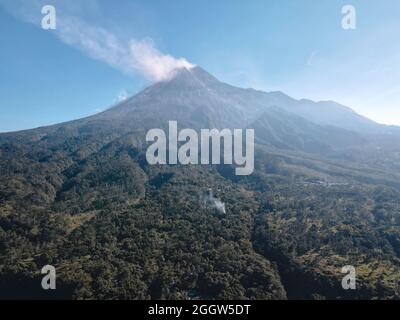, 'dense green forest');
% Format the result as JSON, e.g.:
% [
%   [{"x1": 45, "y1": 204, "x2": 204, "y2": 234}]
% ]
[
  {"x1": 1, "y1": 67, "x2": 400, "y2": 300},
  {"x1": 1, "y1": 129, "x2": 400, "y2": 299}
]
